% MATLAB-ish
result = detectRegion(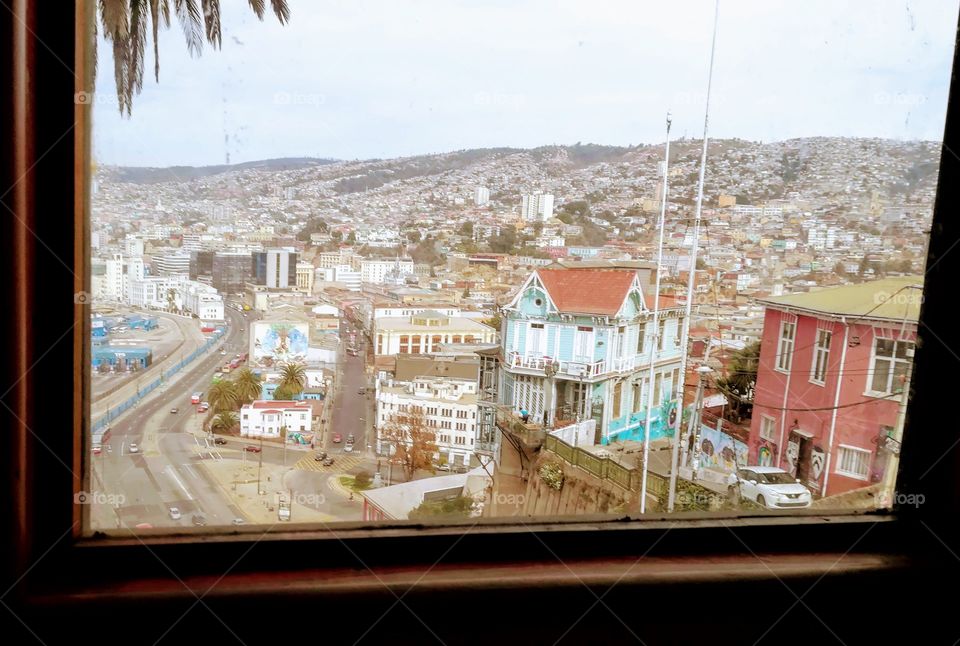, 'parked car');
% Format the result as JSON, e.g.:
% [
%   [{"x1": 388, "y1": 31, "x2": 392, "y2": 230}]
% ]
[
  {"x1": 231, "y1": 518, "x2": 245, "y2": 526},
  {"x1": 322, "y1": 456, "x2": 335, "y2": 466},
  {"x1": 357, "y1": 387, "x2": 367, "y2": 395},
  {"x1": 244, "y1": 445, "x2": 261, "y2": 453},
  {"x1": 214, "y1": 437, "x2": 227, "y2": 445},
  {"x1": 92, "y1": 445, "x2": 101, "y2": 455},
  {"x1": 727, "y1": 467, "x2": 812, "y2": 509},
  {"x1": 436, "y1": 463, "x2": 450, "y2": 472},
  {"x1": 170, "y1": 407, "x2": 179, "y2": 414},
  {"x1": 191, "y1": 514, "x2": 207, "y2": 526},
  {"x1": 332, "y1": 433, "x2": 342, "y2": 443},
  {"x1": 128, "y1": 443, "x2": 139, "y2": 454},
  {"x1": 168, "y1": 507, "x2": 181, "y2": 520}
]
